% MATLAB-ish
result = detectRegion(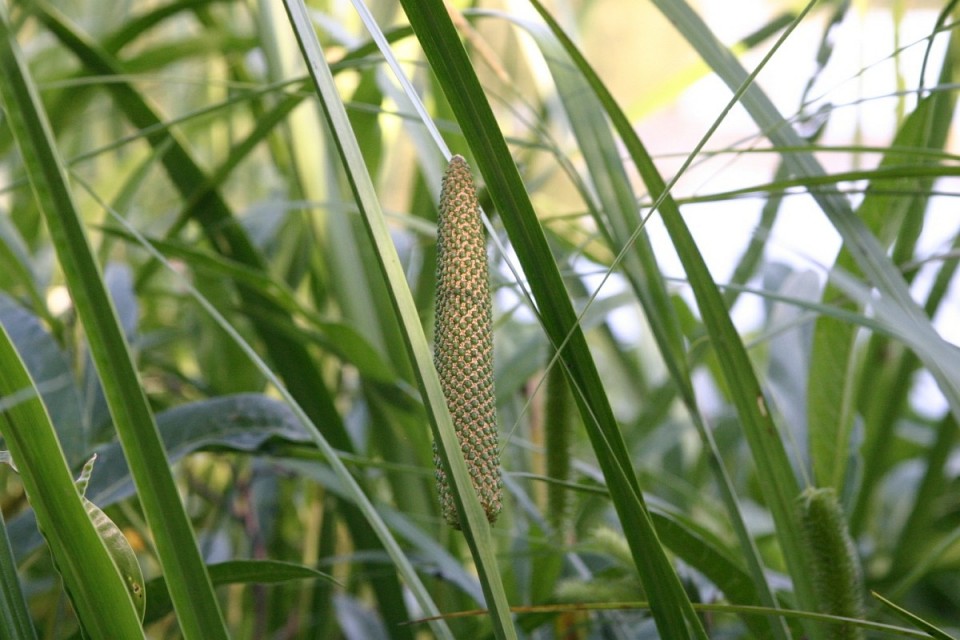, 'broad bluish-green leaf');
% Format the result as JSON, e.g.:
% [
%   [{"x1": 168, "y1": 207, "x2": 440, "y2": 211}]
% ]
[
  {"x1": 8, "y1": 393, "x2": 312, "y2": 558},
  {"x1": 0, "y1": 294, "x2": 85, "y2": 465}
]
